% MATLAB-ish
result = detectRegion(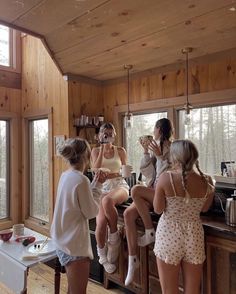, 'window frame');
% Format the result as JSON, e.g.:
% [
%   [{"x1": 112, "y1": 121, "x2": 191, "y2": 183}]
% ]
[
  {"x1": 22, "y1": 109, "x2": 53, "y2": 235},
  {"x1": 0, "y1": 111, "x2": 20, "y2": 230},
  {"x1": 0, "y1": 25, "x2": 21, "y2": 73},
  {"x1": 114, "y1": 88, "x2": 236, "y2": 146}
]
